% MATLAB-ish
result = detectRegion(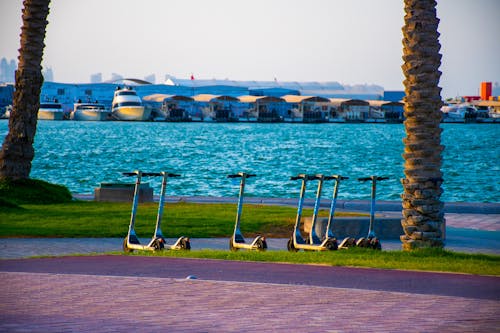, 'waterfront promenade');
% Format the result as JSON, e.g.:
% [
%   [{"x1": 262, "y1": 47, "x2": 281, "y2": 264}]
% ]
[{"x1": 1, "y1": 198, "x2": 499, "y2": 331}]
